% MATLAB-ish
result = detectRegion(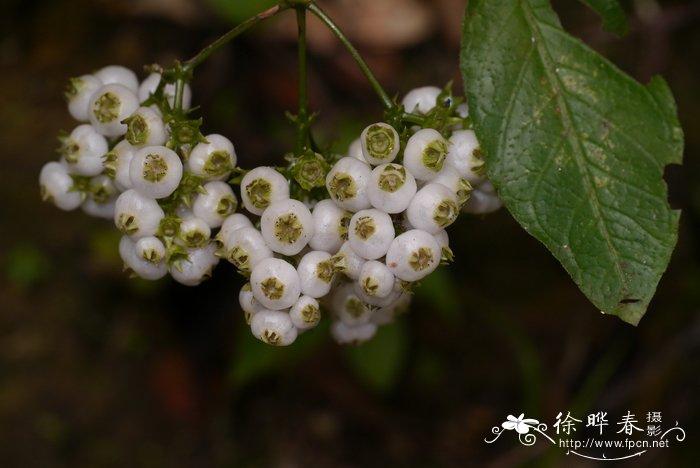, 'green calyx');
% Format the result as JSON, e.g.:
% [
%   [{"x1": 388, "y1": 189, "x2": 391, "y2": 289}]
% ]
[
  {"x1": 260, "y1": 277, "x2": 285, "y2": 300},
  {"x1": 409, "y1": 247, "x2": 434, "y2": 272},
  {"x1": 378, "y1": 164, "x2": 407, "y2": 193},
  {"x1": 328, "y1": 172, "x2": 356, "y2": 202},
  {"x1": 300, "y1": 304, "x2": 320, "y2": 324},
  {"x1": 167, "y1": 118, "x2": 205, "y2": 149},
  {"x1": 93, "y1": 92, "x2": 121, "y2": 123},
  {"x1": 261, "y1": 330, "x2": 282, "y2": 346},
  {"x1": 141, "y1": 247, "x2": 163, "y2": 264},
  {"x1": 361, "y1": 277, "x2": 379, "y2": 296},
  {"x1": 204, "y1": 151, "x2": 233, "y2": 178},
  {"x1": 158, "y1": 216, "x2": 181, "y2": 238},
  {"x1": 354, "y1": 216, "x2": 376, "y2": 240},
  {"x1": 64, "y1": 77, "x2": 83, "y2": 102},
  {"x1": 291, "y1": 151, "x2": 329, "y2": 190},
  {"x1": 90, "y1": 180, "x2": 113, "y2": 204},
  {"x1": 421, "y1": 139, "x2": 448, "y2": 172},
  {"x1": 103, "y1": 150, "x2": 119, "y2": 178},
  {"x1": 246, "y1": 178, "x2": 273, "y2": 210},
  {"x1": 143, "y1": 154, "x2": 169, "y2": 183},
  {"x1": 433, "y1": 199, "x2": 458, "y2": 227},
  {"x1": 60, "y1": 139, "x2": 81, "y2": 165},
  {"x1": 364, "y1": 124, "x2": 396, "y2": 160},
  {"x1": 125, "y1": 114, "x2": 149, "y2": 146},
  {"x1": 117, "y1": 213, "x2": 139, "y2": 235},
  {"x1": 471, "y1": 147, "x2": 486, "y2": 175},
  {"x1": 346, "y1": 297, "x2": 365, "y2": 318},
  {"x1": 339, "y1": 211, "x2": 351, "y2": 240},
  {"x1": 180, "y1": 230, "x2": 207, "y2": 249},
  {"x1": 315, "y1": 259, "x2": 335, "y2": 283},
  {"x1": 274, "y1": 213, "x2": 303, "y2": 244},
  {"x1": 455, "y1": 178, "x2": 473, "y2": 208},
  {"x1": 216, "y1": 195, "x2": 238, "y2": 217},
  {"x1": 227, "y1": 245, "x2": 250, "y2": 271}
]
